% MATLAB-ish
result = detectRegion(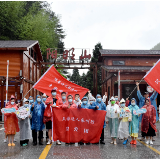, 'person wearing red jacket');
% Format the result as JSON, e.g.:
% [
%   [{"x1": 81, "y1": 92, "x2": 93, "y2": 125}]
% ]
[
  {"x1": 61, "y1": 95, "x2": 77, "y2": 109},
  {"x1": 58, "y1": 92, "x2": 69, "y2": 108},
  {"x1": 44, "y1": 89, "x2": 61, "y2": 145},
  {"x1": 141, "y1": 98, "x2": 157, "y2": 145},
  {"x1": 4, "y1": 95, "x2": 19, "y2": 146}
]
